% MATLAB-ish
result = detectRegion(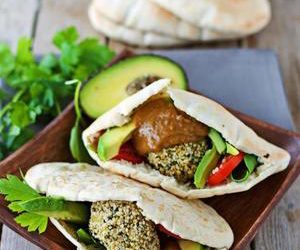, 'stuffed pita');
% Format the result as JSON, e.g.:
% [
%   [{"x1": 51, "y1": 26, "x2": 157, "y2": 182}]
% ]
[
  {"x1": 148, "y1": 0, "x2": 271, "y2": 35},
  {"x1": 24, "y1": 162, "x2": 234, "y2": 249},
  {"x1": 83, "y1": 79, "x2": 290, "y2": 199}
]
